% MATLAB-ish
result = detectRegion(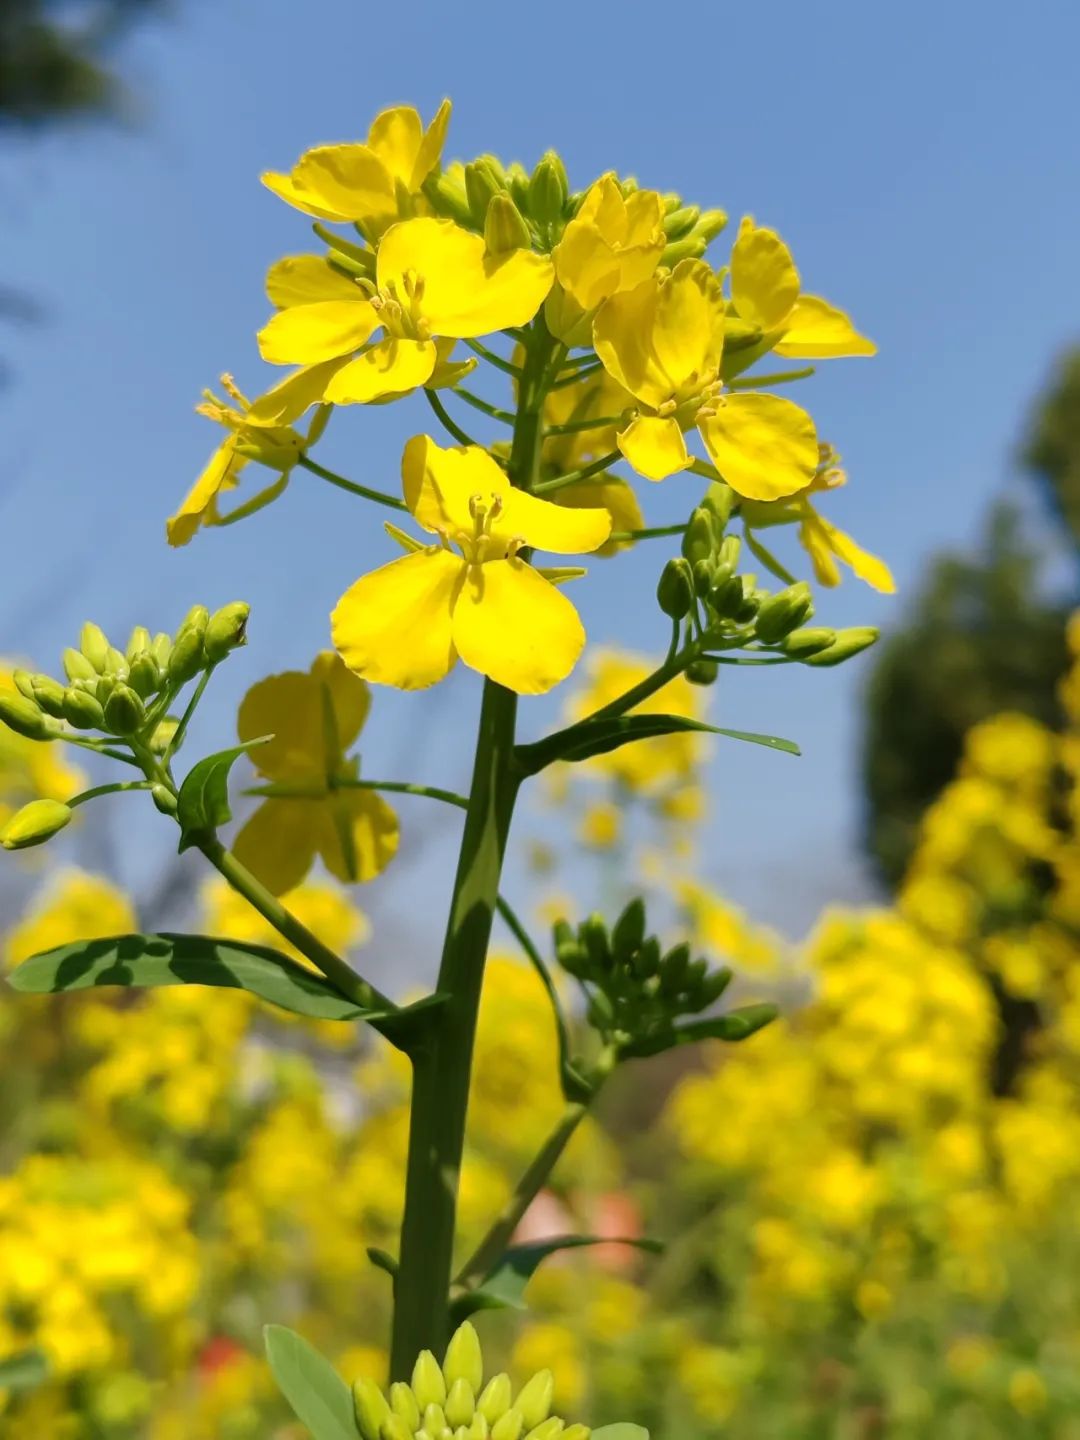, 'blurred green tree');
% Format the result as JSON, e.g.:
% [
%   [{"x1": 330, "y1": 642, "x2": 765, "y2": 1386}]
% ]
[{"x1": 1023, "y1": 347, "x2": 1080, "y2": 554}]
